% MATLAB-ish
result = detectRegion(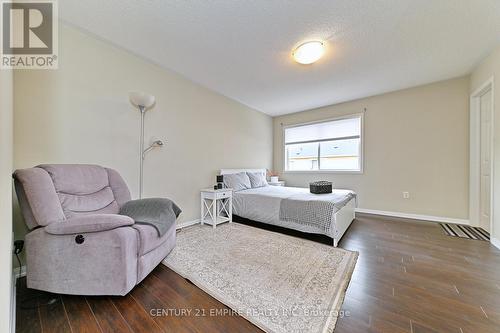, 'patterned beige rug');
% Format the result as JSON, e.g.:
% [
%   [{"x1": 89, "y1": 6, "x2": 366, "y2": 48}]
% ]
[{"x1": 163, "y1": 223, "x2": 358, "y2": 333}]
